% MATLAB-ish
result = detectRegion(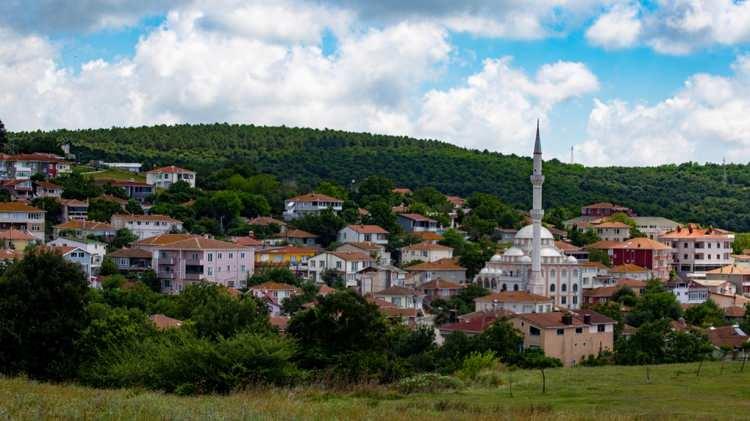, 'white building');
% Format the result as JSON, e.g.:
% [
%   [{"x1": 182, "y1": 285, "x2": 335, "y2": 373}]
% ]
[
  {"x1": 397, "y1": 213, "x2": 439, "y2": 233},
  {"x1": 659, "y1": 225, "x2": 734, "y2": 273},
  {"x1": 283, "y1": 193, "x2": 343, "y2": 221},
  {"x1": 0, "y1": 202, "x2": 46, "y2": 241},
  {"x1": 632, "y1": 216, "x2": 679, "y2": 240},
  {"x1": 475, "y1": 124, "x2": 582, "y2": 310},
  {"x1": 474, "y1": 291, "x2": 554, "y2": 314},
  {"x1": 48, "y1": 237, "x2": 107, "y2": 273},
  {"x1": 111, "y1": 214, "x2": 183, "y2": 240},
  {"x1": 337, "y1": 224, "x2": 389, "y2": 245},
  {"x1": 101, "y1": 162, "x2": 142, "y2": 173},
  {"x1": 48, "y1": 246, "x2": 95, "y2": 284},
  {"x1": 146, "y1": 165, "x2": 196, "y2": 188},
  {"x1": 400, "y1": 241, "x2": 453, "y2": 263},
  {"x1": 308, "y1": 251, "x2": 373, "y2": 287}
]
